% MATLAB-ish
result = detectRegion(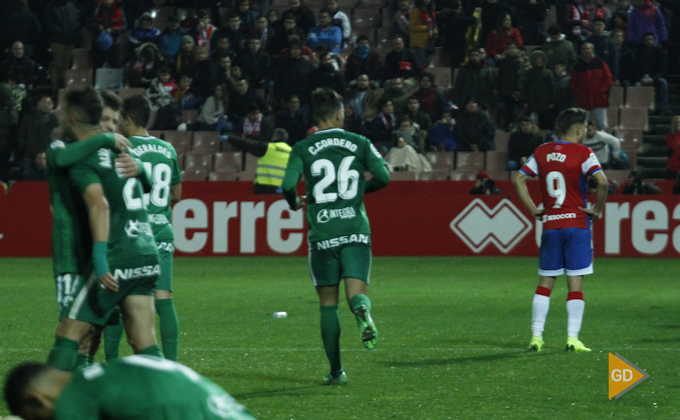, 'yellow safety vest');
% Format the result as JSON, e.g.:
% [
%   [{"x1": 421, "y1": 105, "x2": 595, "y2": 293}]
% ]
[{"x1": 255, "y1": 142, "x2": 292, "y2": 187}]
